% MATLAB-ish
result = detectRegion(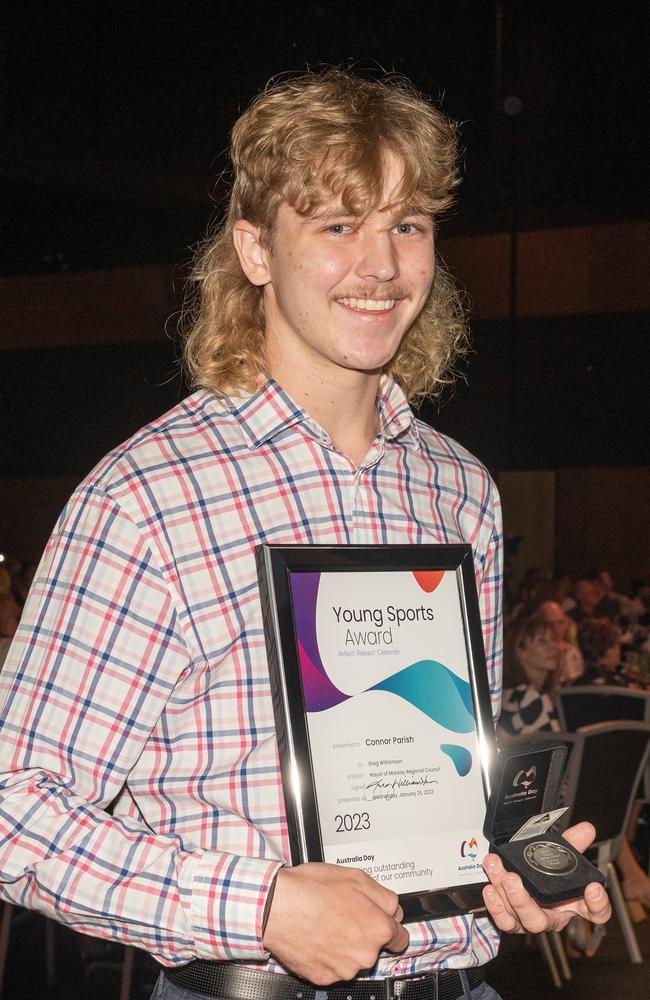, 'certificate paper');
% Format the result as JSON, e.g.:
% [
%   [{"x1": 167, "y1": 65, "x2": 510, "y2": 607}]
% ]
[{"x1": 257, "y1": 545, "x2": 497, "y2": 920}]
